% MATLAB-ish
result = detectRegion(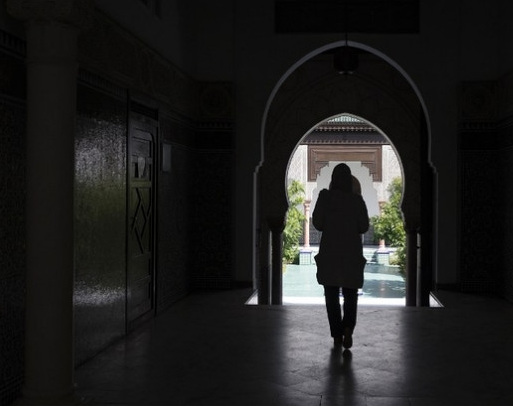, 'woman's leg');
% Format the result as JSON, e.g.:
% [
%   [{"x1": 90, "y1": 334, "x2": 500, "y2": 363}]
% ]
[
  {"x1": 341, "y1": 287, "x2": 358, "y2": 334},
  {"x1": 324, "y1": 286, "x2": 343, "y2": 338}
]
